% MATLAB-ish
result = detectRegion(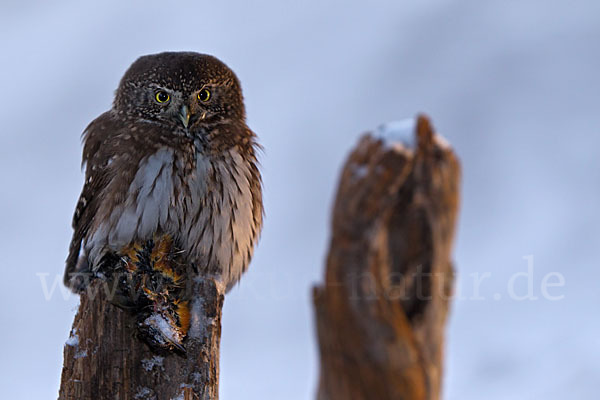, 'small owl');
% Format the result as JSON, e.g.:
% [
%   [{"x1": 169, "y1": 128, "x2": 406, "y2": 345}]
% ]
[{"x1": 64, "y1": 52, "x2": 263, "y2": 351}]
